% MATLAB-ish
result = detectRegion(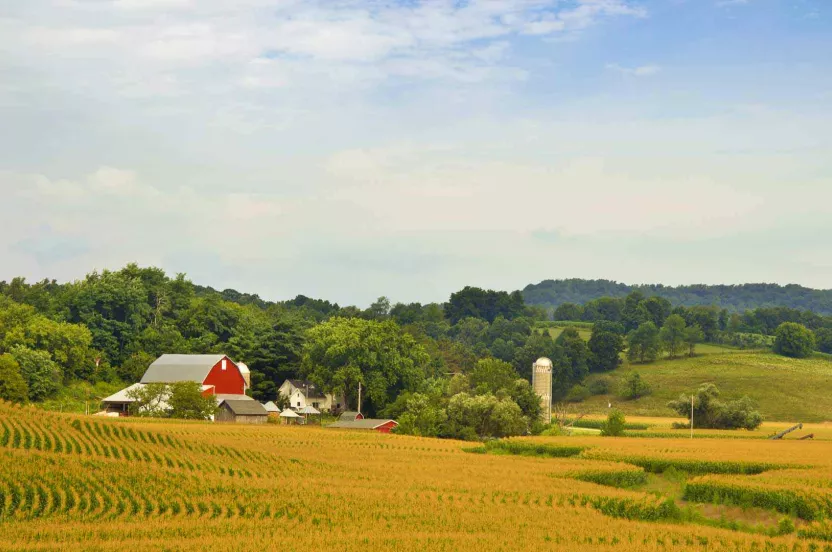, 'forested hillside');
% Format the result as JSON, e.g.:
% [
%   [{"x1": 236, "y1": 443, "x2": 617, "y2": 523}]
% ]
[{"x1": 523, "y1": 279, "x2": 832, "y2": 315}]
